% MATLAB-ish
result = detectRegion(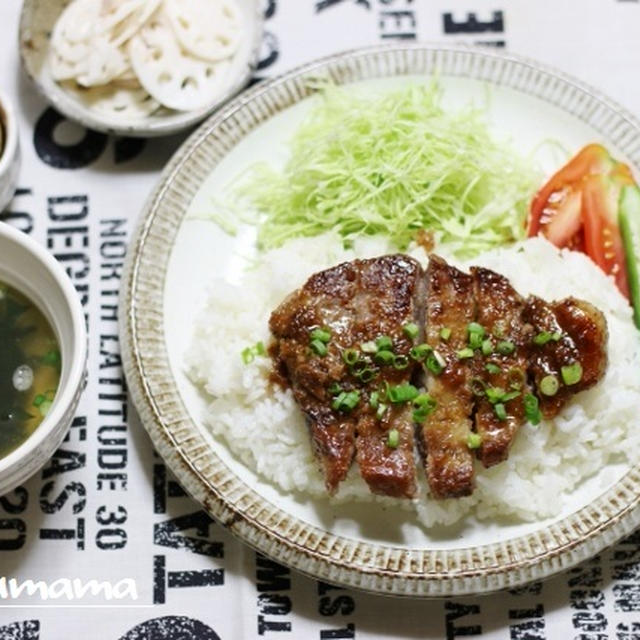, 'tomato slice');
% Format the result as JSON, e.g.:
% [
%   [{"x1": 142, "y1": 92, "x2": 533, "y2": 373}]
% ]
[
  {"x1": 528, "y1": 144, "x2": 614, "y2": 242},
  {"x1": 537, "y1": 186, "x2": 583, "y2": 246},
  {"x1": 528, "y1": 143, "x2": 637, "y2": 299},
  {"x1": 582, "y1": 174, "x2": 630, "y2": 298},
  {"x1": 565, "y1": 227, "x2": 586, "y2": 254}
]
